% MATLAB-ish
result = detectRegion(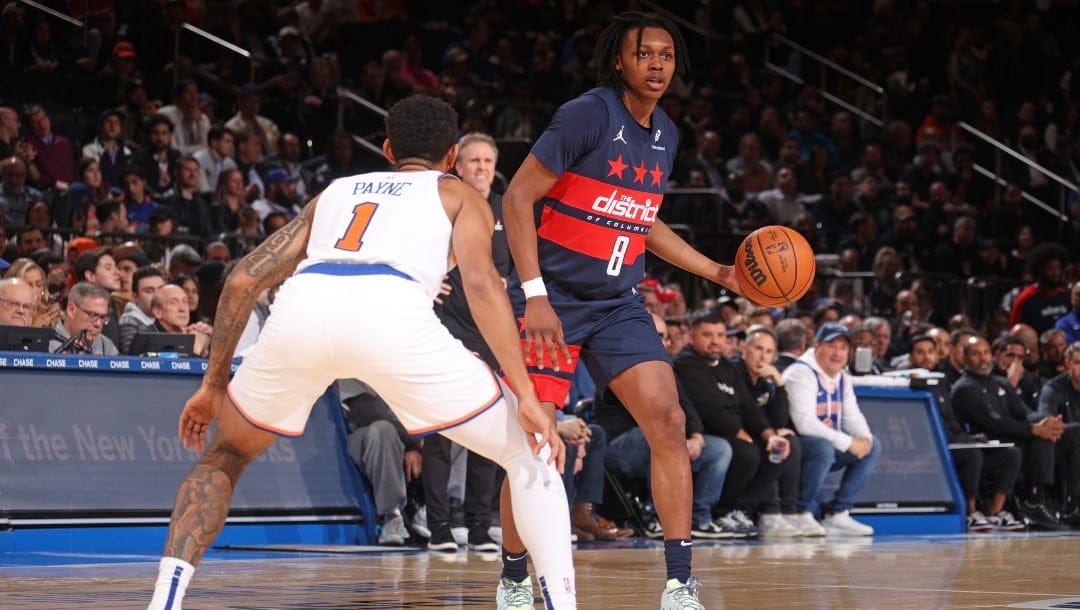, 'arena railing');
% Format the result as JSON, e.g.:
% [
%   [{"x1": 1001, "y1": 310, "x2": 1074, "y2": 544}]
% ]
[
  {"x1": 955, "y1": 121, "x2": 1076, "y2": 240},
  {"x1": 15, "y1": 0, "x2": 84, "y2": 41},
  {"x1": 765, "y1": 33, "x2": 887, "y2": 129},
  {"x1": 173, "y1": 23, "x2": 256, "y2": 92}
]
